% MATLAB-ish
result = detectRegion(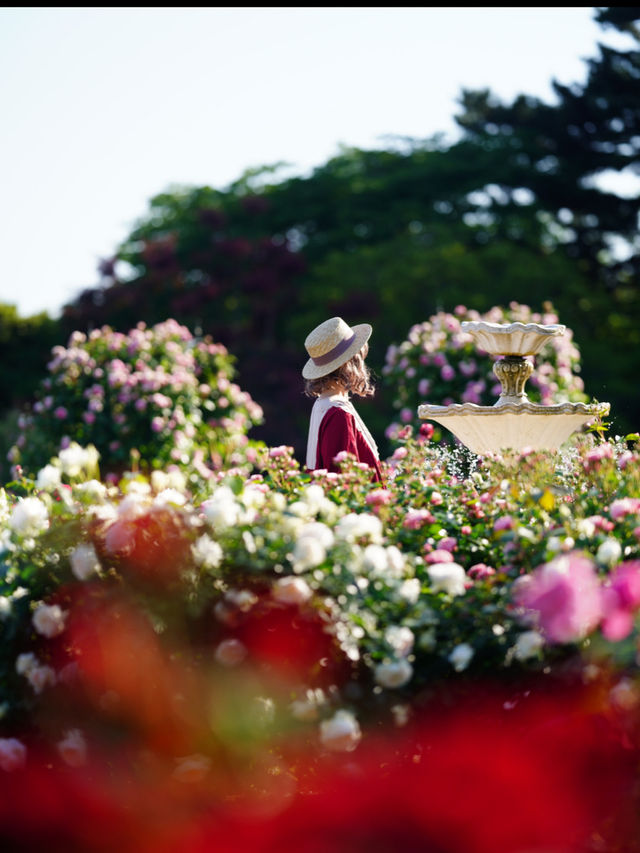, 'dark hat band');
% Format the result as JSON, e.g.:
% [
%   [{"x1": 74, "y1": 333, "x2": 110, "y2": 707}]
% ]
[{"x1": 310, "y1": 332, "x2": 356, "y2": 366}]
